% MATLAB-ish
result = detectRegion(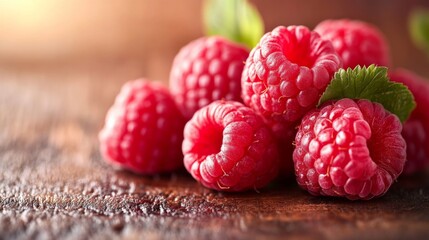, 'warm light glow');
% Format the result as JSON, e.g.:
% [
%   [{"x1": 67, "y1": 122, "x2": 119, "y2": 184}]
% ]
[
  {"x1": 0, "y1": 0, "x2": 53, "y2": 28},
  {"x1": 0, "y1": 0, "x2": 139, "y2": 61}
]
